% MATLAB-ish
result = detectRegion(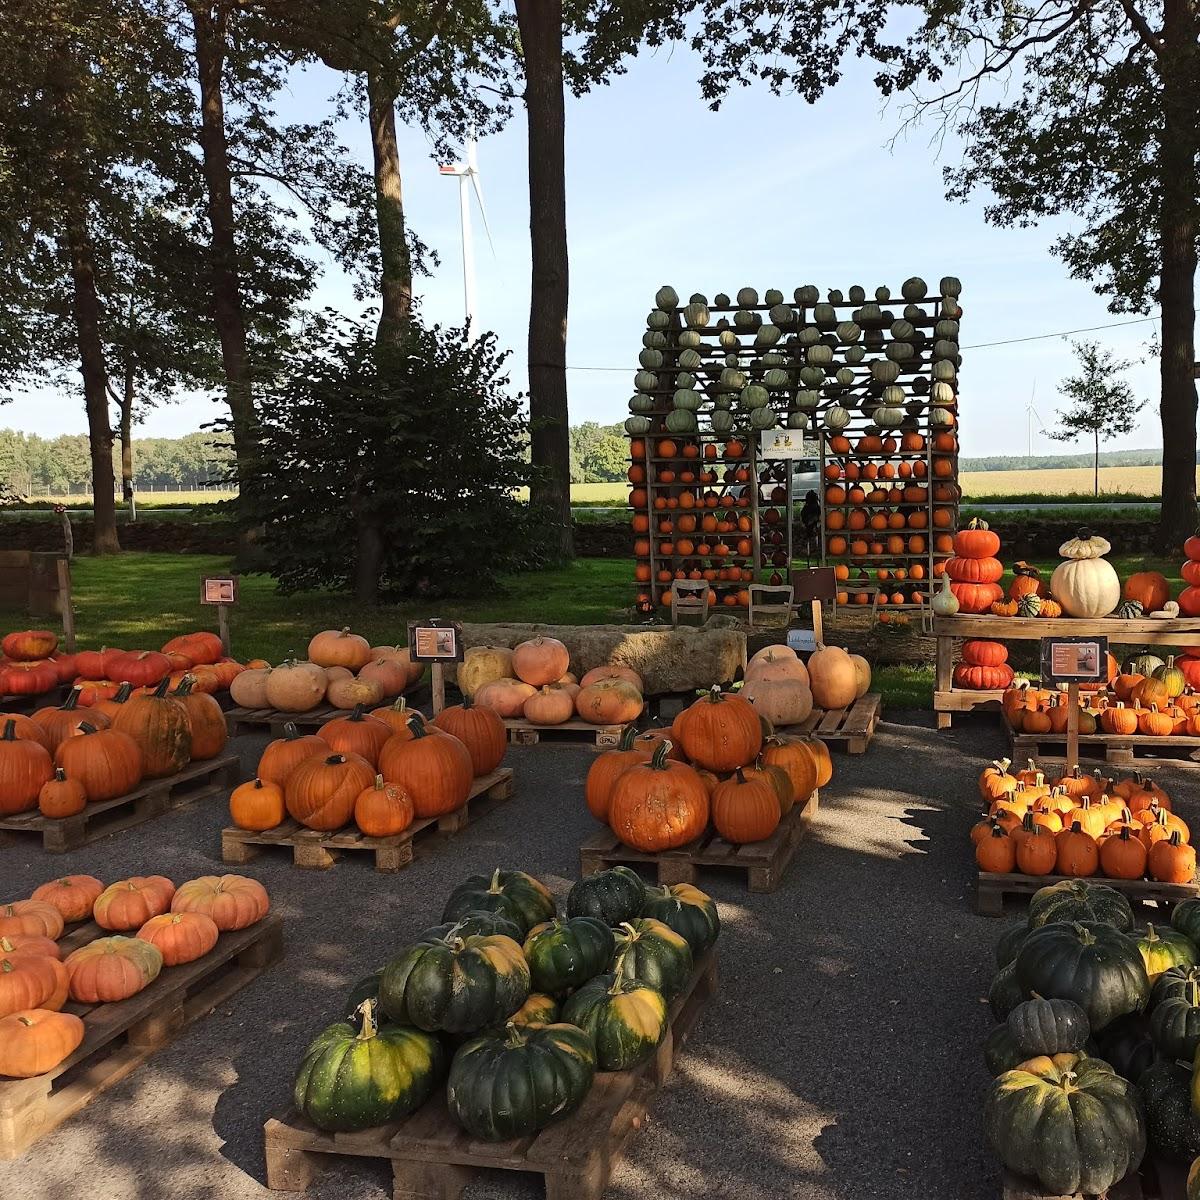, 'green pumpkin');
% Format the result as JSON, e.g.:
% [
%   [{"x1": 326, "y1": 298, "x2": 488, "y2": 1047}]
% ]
[
  {"x1": 293, "y1": 999, "x2": 446, "y2": 1132},
  {"x1": 1171, "y1": 900, "x2": 1200, "y2": 947},
  {"x1": 640, "y1": 883, "x2": 720, "y2": 954},
  {"x1": 561, "y1": 972, "x2": 668, "y2": 1071},
  {"x1": 447, "y1": 1022, "x2": 596, "y2": 1141},
  {"x1": 1155, "y1": 656, "x2": 1188, "y2": 696},
  {"x1": 989, "y1": 961, "x2": 1028, "y2": 1021},
  {"x1": 1094, "y1": 1013, "x2": 1155, "y2": 1082},
  {"x1": 523, "y1": 917, "x2": 615, "y2": 994},
  {"x1": 1027, "y1": 879, "x2": 1134, "y2": 932},
  {"x1": 566, "y1": 866, "x2": 646, "y2": 926},
  {"x1": 1015, "y1": 921, "x2": 1149, "y2": 1031},
  {"x1": 1153, "y1": 963, "x2": 1200, "y2": 1006},
  {"x1": 509, "y1": 992, "x2": 560, "y2": 1027},
  {"x1": 343, "y1": 972, "x2": 381, "y2": 1022},
  {"x1": 984, "y1": 1025, "x2": 1027, "y2": 1077},
  {"x1": 1114, "y1": 599, "x2": 1145, "y2": 620},
  {"x1": 985, "y1": 1053, "x2": 1145, "y2": 1195},
  {"x1": 1150, "y1": 979, "x2": 1200, "y2": 1059},
  {"x1": 1140, "y1": 1060, "x2": 1200, "y2": 1163},
  {"x1": 441, "y1": 868, "x2": 555, "y2": 936},
  {"x1": 420, "y1": 910, "x2": 524, "y2": 943},
  {"x1": 1007, "y1": 997, "x2": 1090, "y2": 1057},
  {"x1": 664, "y1": 409, "x2": 698, "y2": 434},
  {"x1": 995, "y1": 923, "x2": 1030, "y2": 969},
  {"x1": 378, "y1": 932, "x2": 530, "y2": 1034},
  {"x1": 611, "y1": 919, "x2": 693, "y2": 1001},
  {"x1": 1135, "y1": 923, "x2": 1197, "y2": 981}
]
